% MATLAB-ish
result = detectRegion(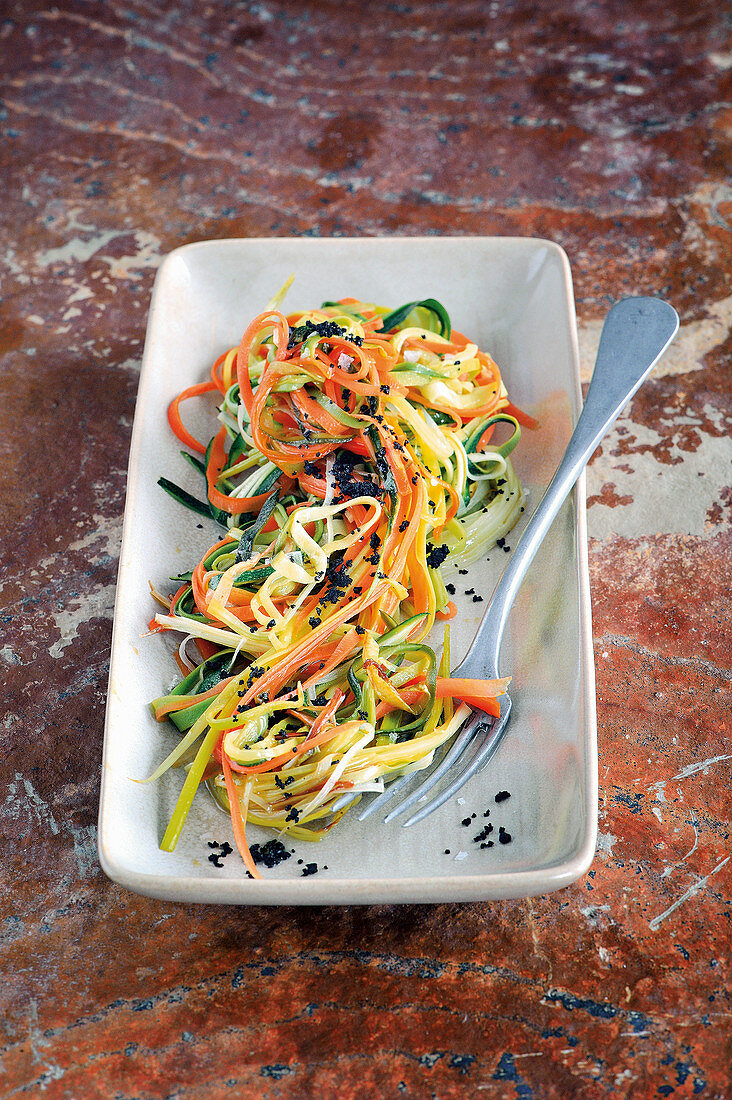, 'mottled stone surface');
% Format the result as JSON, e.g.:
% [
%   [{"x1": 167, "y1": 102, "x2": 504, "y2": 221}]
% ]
[{"x1": 1, "y1": 1, "x2": 730, "y2": 1097}]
